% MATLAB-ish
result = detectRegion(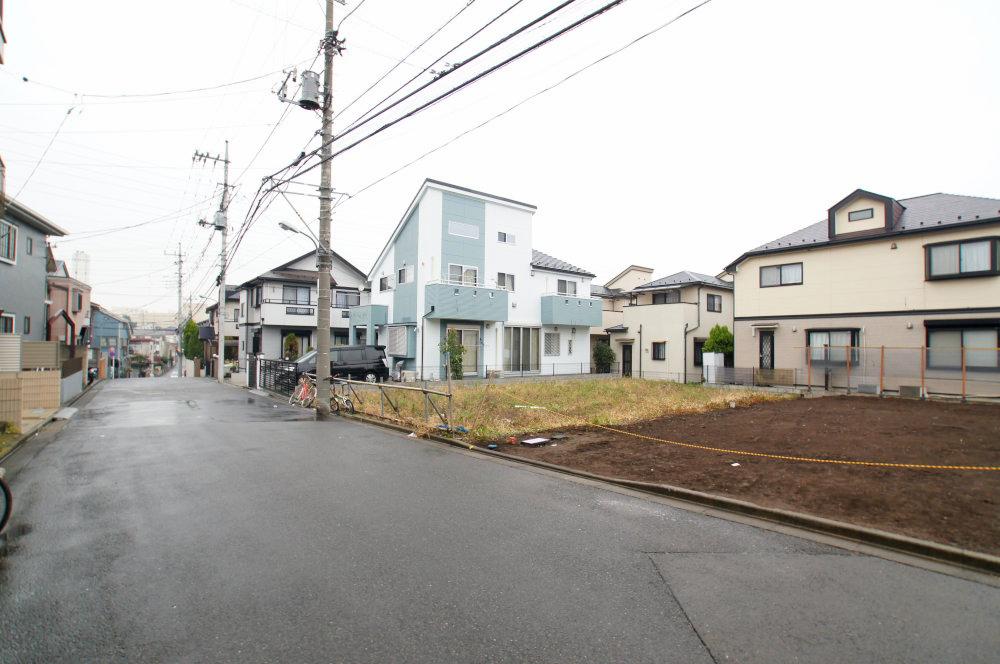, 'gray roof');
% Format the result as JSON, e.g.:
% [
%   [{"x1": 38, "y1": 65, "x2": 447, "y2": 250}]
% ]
[
  {"x1": 590, "y1": 284, "x2": 624, "y2": 298},
  {"x1": 531, "y1": 249, "x2": 595, "y2": 277},
  {"x1": 737, "y1": 193, "x2": 1000, "y2": 262},
  {"x1": 634, "y1": 270, "x2": 732, "y2": 291}
]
